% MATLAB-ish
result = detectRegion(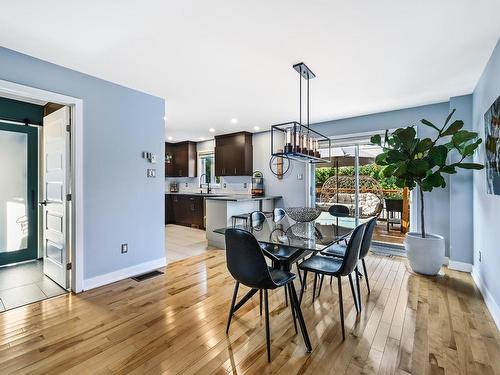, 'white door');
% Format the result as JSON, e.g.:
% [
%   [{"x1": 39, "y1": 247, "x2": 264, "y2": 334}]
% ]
[{"x1": 42, "y1": 107, "x2": 70, "y2": 289}]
